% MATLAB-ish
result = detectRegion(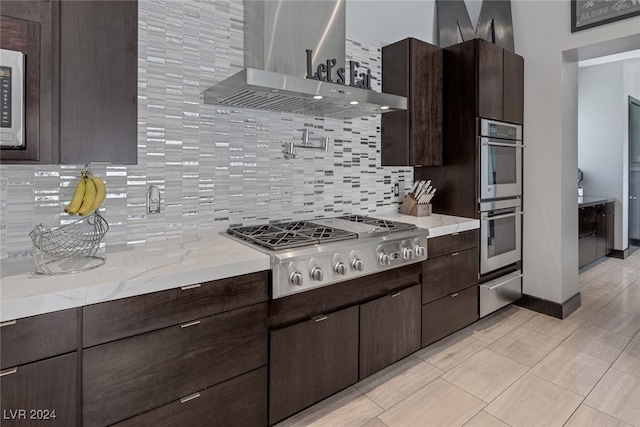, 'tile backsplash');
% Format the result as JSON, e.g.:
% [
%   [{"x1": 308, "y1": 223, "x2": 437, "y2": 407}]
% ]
[{"x1": 0, "y1": 0, "x2": 412, "y2": 260}]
